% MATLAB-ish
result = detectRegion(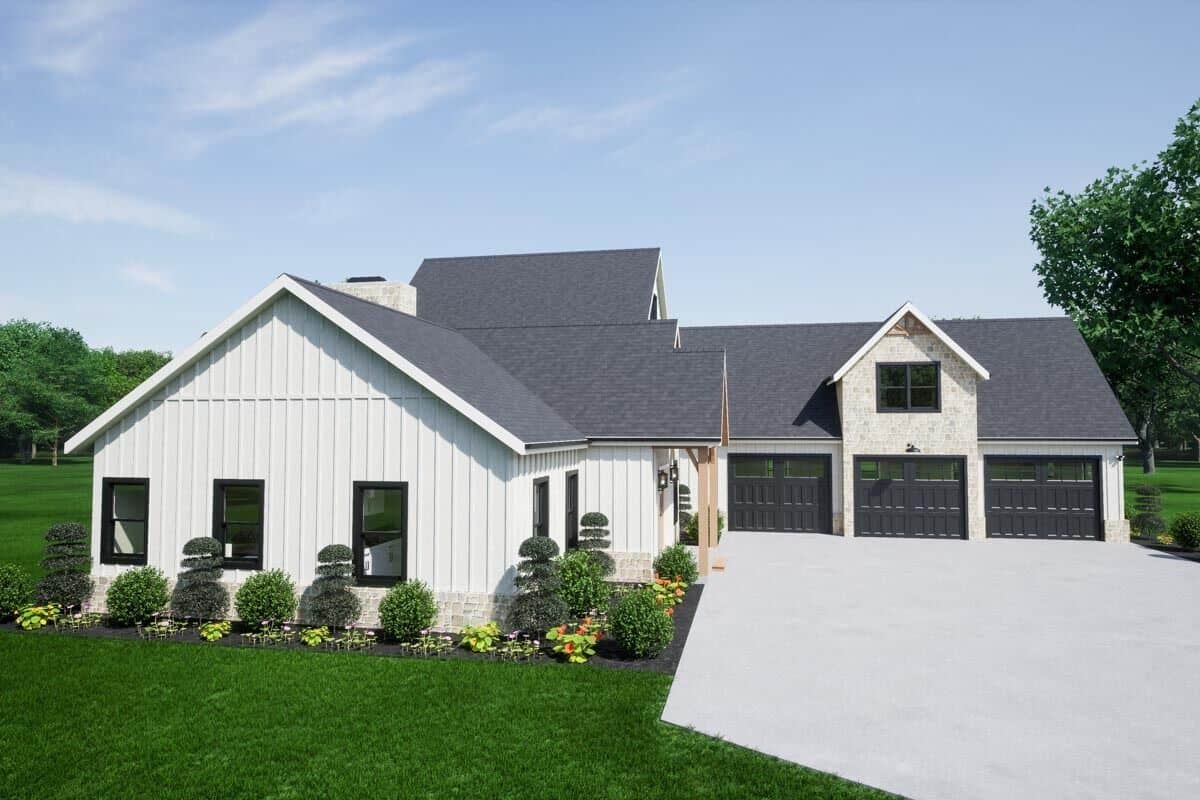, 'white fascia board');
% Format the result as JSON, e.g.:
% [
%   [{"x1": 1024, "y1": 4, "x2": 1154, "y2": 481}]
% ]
[
  {"x1": 827, "y1": 301, "x2": 991, "y2": 385},
  {"x1": 978, "y1": 439, "x2": 1137, "y2": 446},
  {"x1": 67, "y1": 275, "x2": 534, "y2": 456}
]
